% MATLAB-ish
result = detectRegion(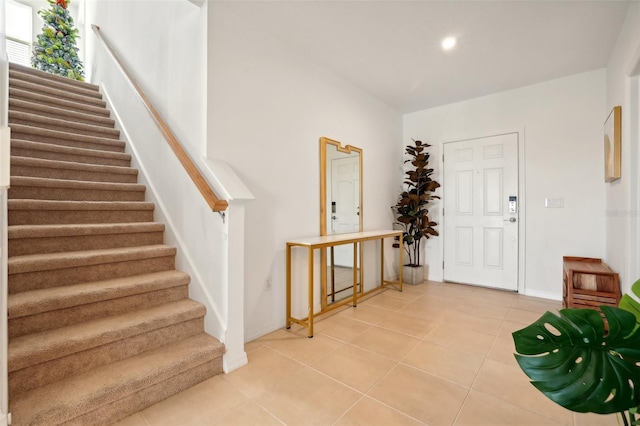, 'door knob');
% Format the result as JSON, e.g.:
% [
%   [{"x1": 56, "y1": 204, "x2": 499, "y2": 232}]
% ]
[
  {"x1": 503, "y1": 217, "x2": 517, "y2": 223},
  {"x1": 332, "y1": 215, "x2": 337, "y2": 220}
]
